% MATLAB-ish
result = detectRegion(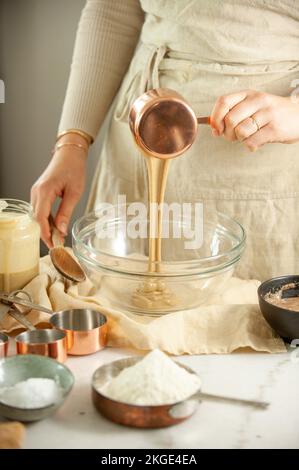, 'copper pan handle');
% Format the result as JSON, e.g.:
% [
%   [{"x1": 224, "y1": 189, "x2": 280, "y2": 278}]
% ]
[
  {"x1": 197, "y1": 116, "x2": 211, "y2": 125},
  {"x1": 196, "y1": 391, "x2": 269, "y2": 409},
  {"x1": 169, "y1": 391, "x2": 269, "y2": 419}
]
